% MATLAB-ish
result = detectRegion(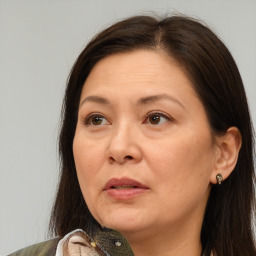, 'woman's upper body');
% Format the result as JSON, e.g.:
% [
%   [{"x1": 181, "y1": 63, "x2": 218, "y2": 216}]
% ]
[{"x1": 9, "y1": 14, "x2": 256, "y2": 256}]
